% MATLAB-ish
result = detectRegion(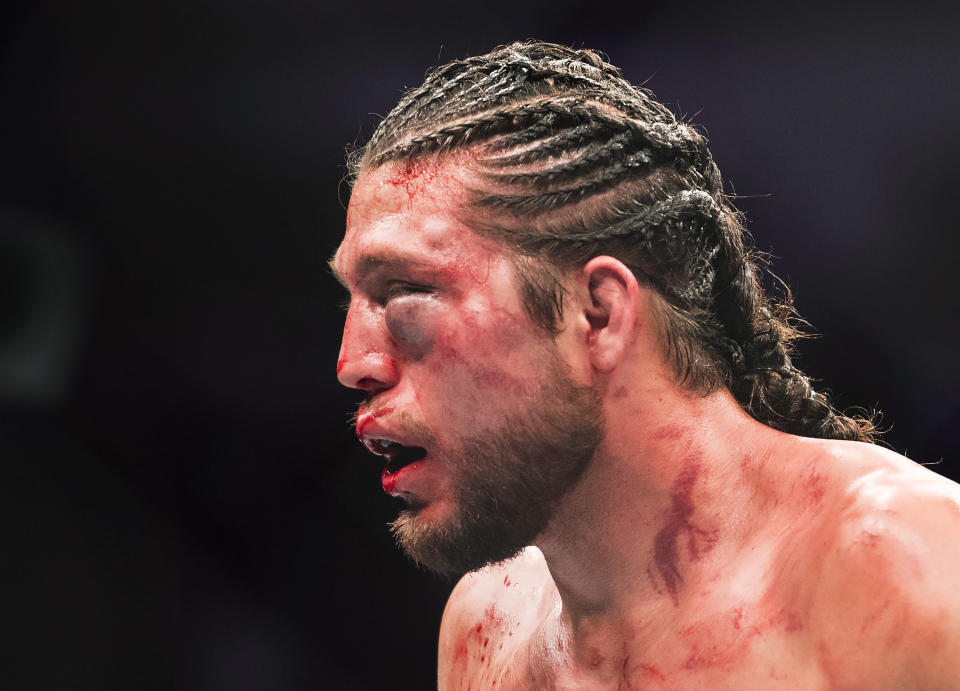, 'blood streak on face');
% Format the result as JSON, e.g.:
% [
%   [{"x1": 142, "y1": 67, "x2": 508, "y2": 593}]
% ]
[
  {"x1": 354, "y1": 406, "x2": 395, "y2": 439},
  {"x1": 384, "y1": 159, "x2": 442, "y2": 201}
]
